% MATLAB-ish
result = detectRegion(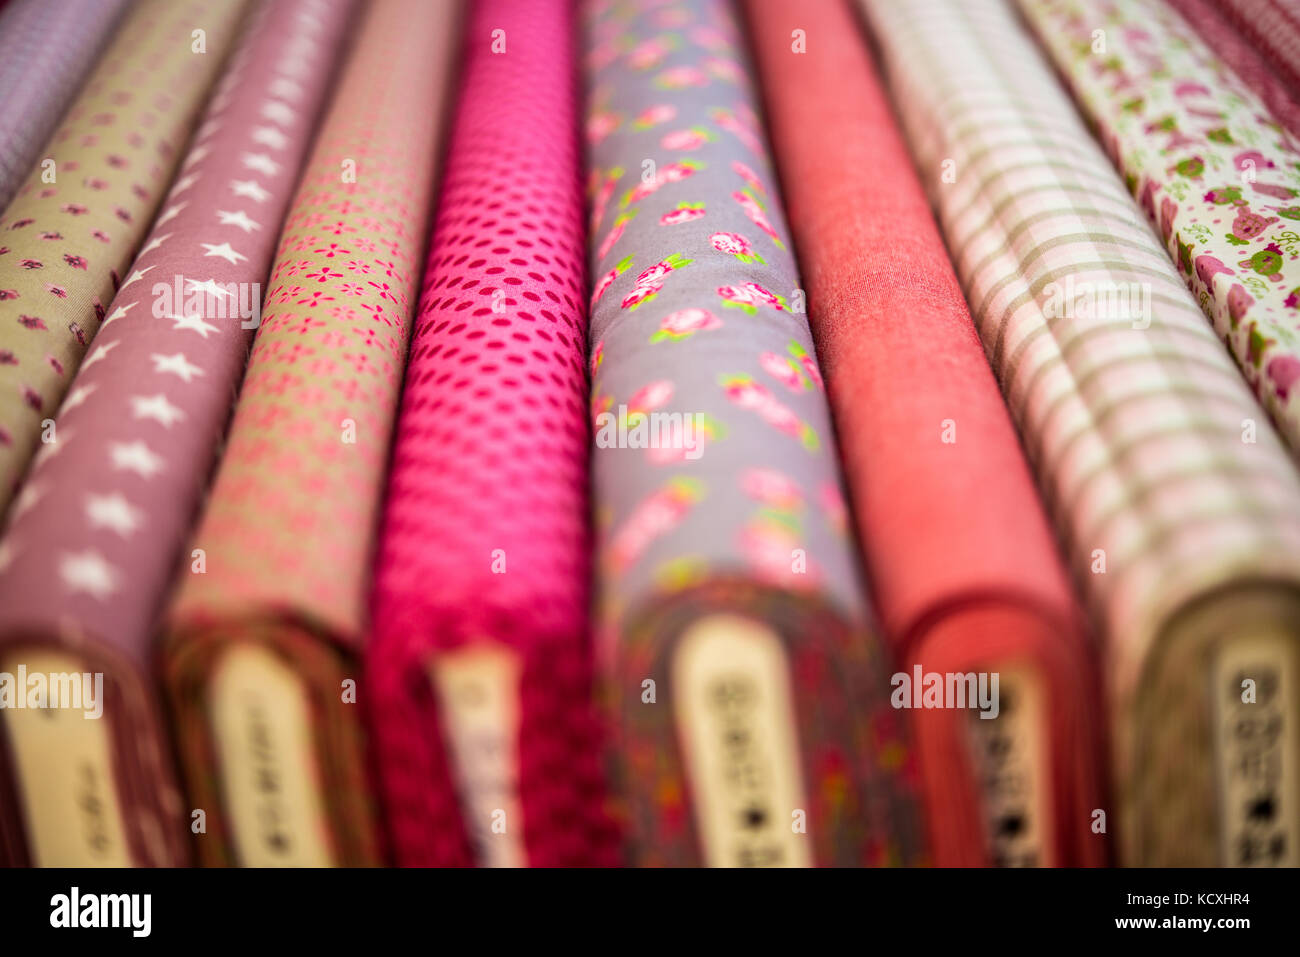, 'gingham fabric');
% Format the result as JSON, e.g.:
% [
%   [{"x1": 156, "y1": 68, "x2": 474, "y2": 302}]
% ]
[
  {"x1": 0, "y1": 0, "x2": 352, "y2": 868},
  {"x1": 1018, "y1": 0, "x2": 1300, "y2": 457},
  {"x1": 860, "y1": 0, "x2": 1300, "y2": 865},
  {"x1": 583, "y1": 0, "x2": 921, "y2": 867},
  {"x1": 163, "y1": 0, "x2": 458, "y2": 867},
  {"x1": 0, "y1": 0, "x2": 246, "y2": 519},
  {"x1": 0, "y1": 0, "x2": 130, "y2": 211},
  {"x1": 366, "y1": 0, "x2": 618, "y2": 869}
]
